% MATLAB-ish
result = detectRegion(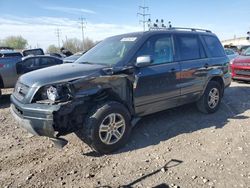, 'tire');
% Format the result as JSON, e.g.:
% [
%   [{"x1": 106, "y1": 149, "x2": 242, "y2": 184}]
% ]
[
  {"x1": 196, "y1": 81, "x2": 222, "y2": 114},
  {"x1": 75, "y1": 101, "x2": 131, "y2": 154}
]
